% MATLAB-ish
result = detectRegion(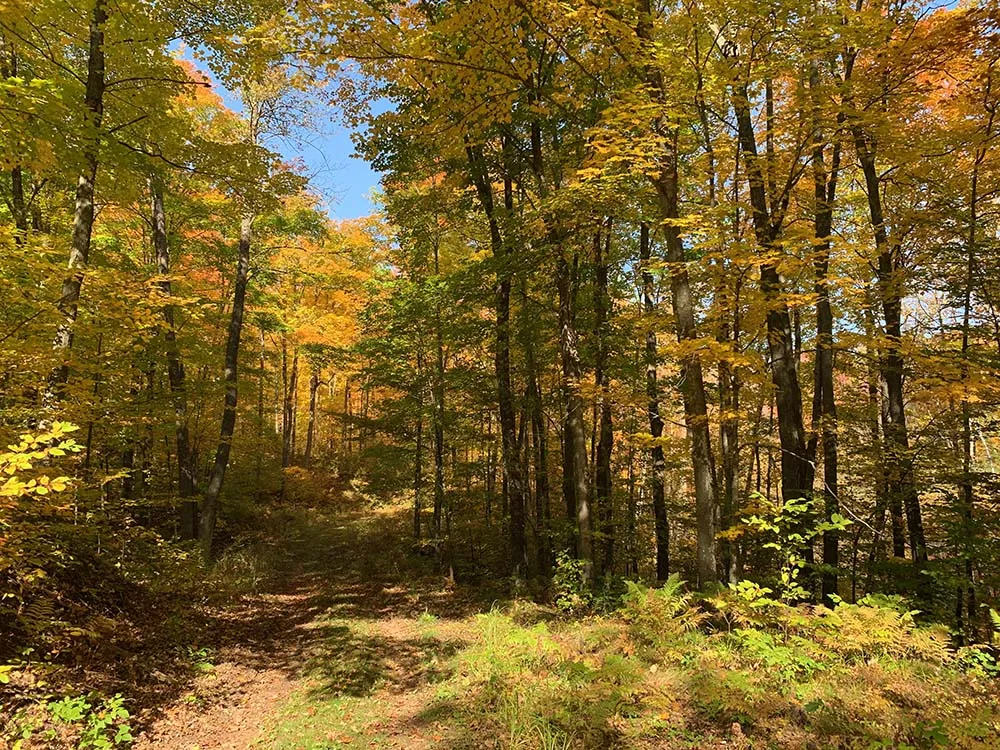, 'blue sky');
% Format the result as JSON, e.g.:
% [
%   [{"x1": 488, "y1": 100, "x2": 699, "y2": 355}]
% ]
[
  {"x1": 279, "y1": 120, "x2": 384, "y2": 221},
  {"x1": 182, "y1": 50, "x2": 384, "y2": 221}
]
